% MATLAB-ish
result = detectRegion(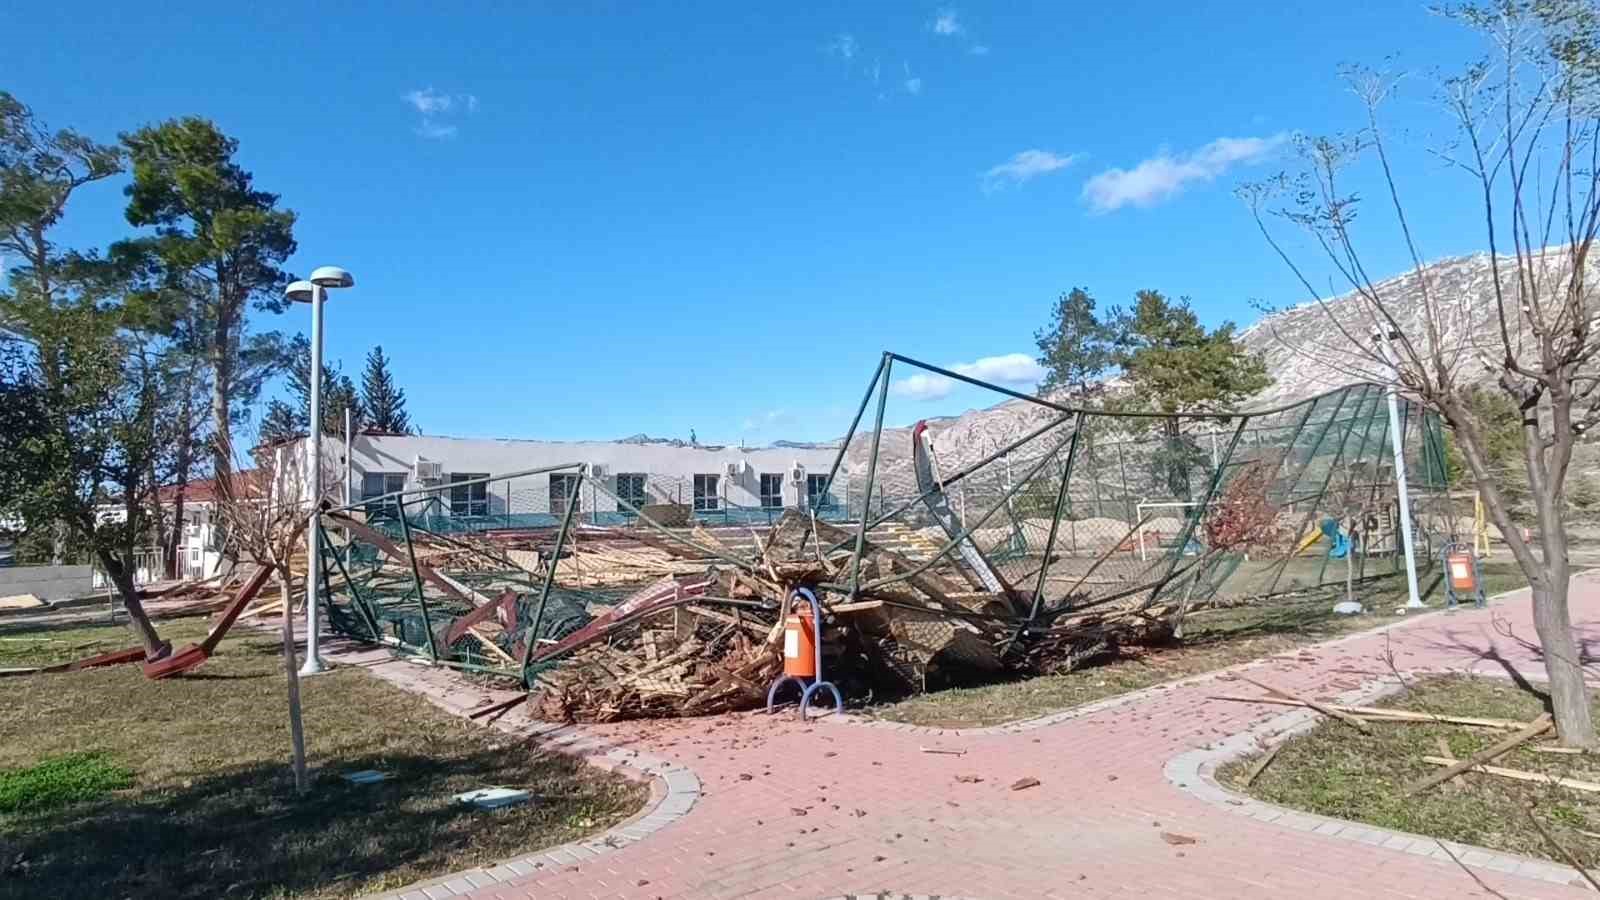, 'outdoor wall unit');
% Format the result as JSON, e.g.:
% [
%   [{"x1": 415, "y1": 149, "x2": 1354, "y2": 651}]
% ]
[{"x1": 414, "y1": 456, "x2": 443, "y2": 483}]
